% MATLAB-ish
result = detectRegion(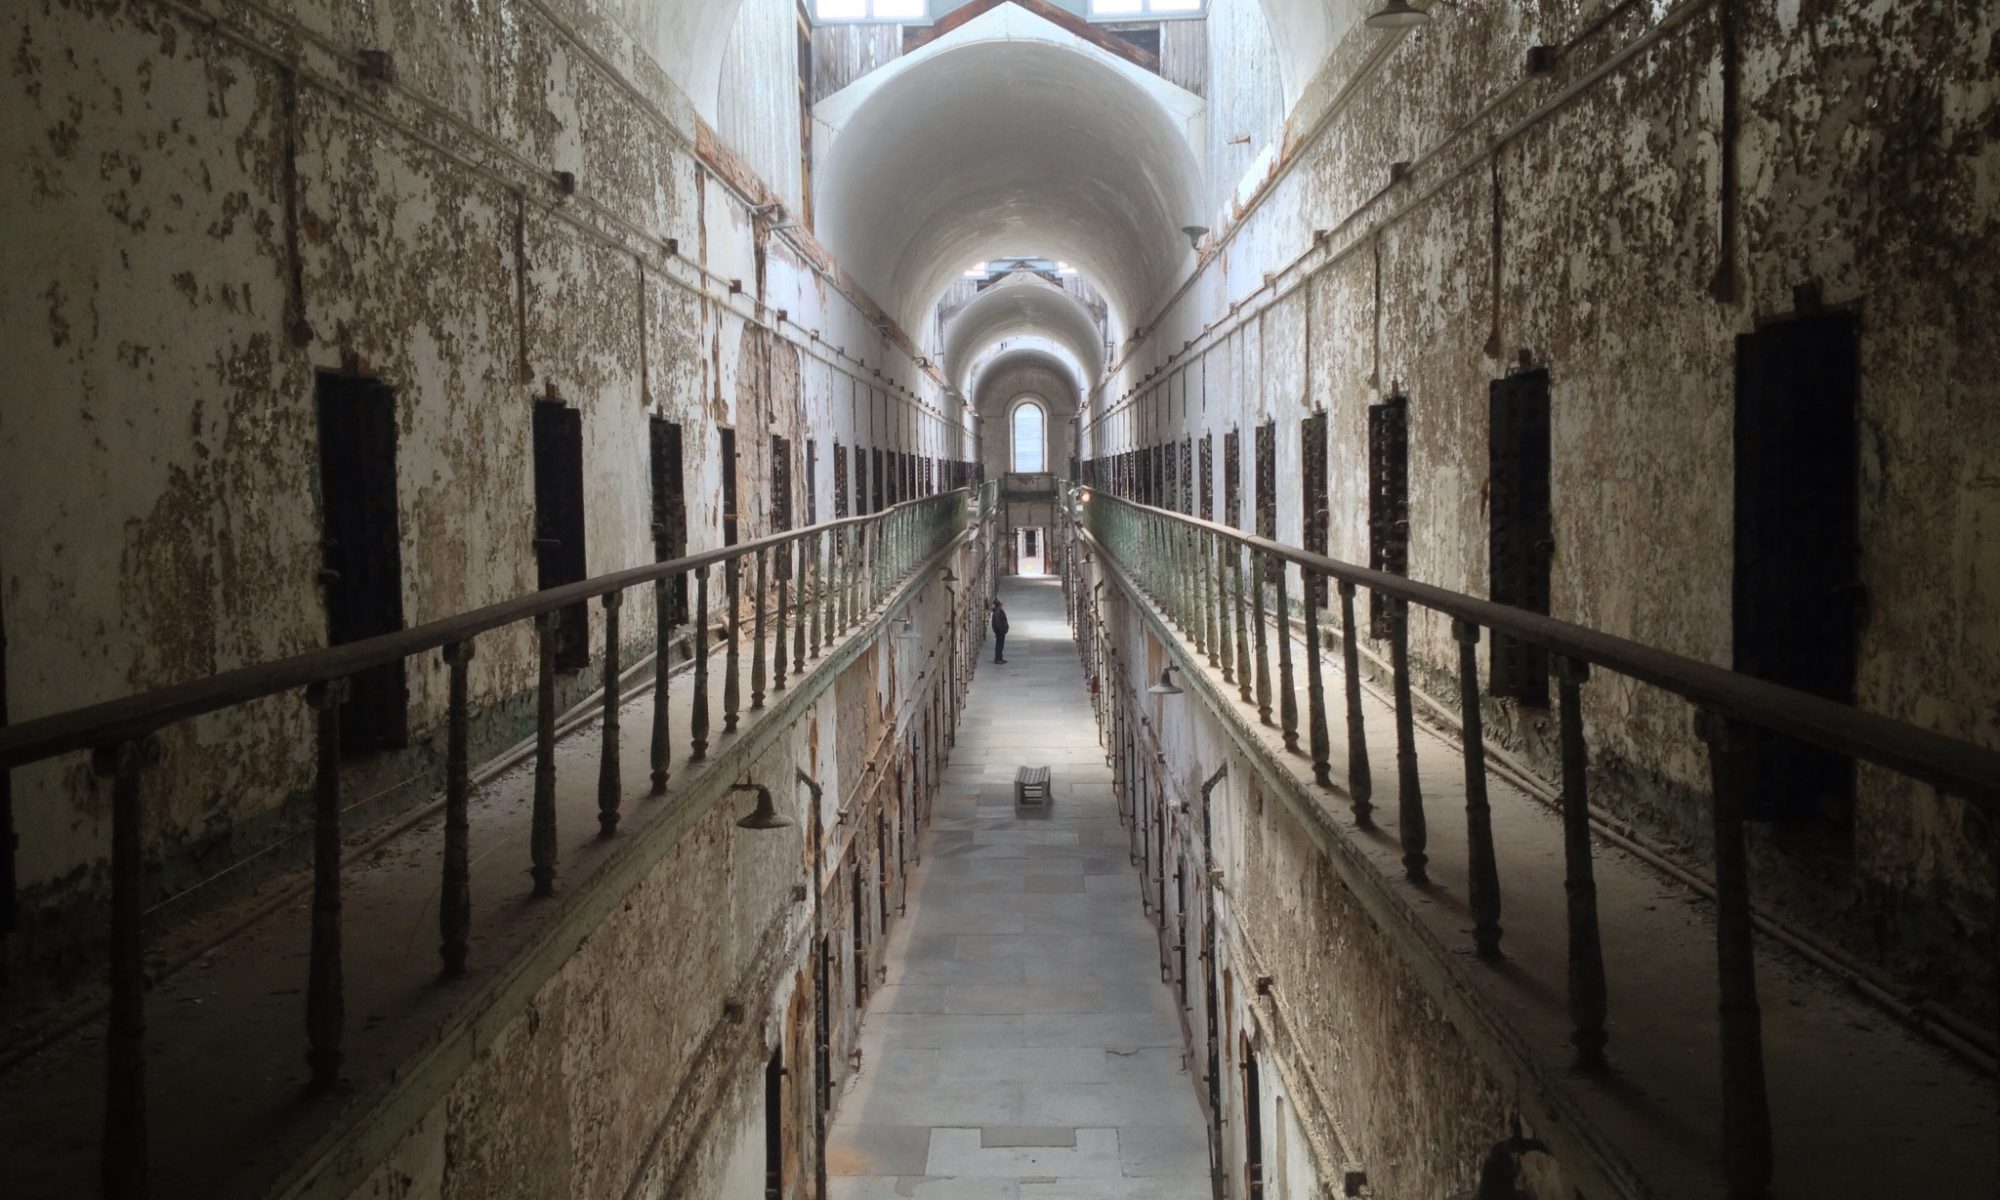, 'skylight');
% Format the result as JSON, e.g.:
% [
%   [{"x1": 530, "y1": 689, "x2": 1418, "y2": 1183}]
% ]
[{"x1": 813, "y1": 0, "x2": 925, "y2": 21}]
